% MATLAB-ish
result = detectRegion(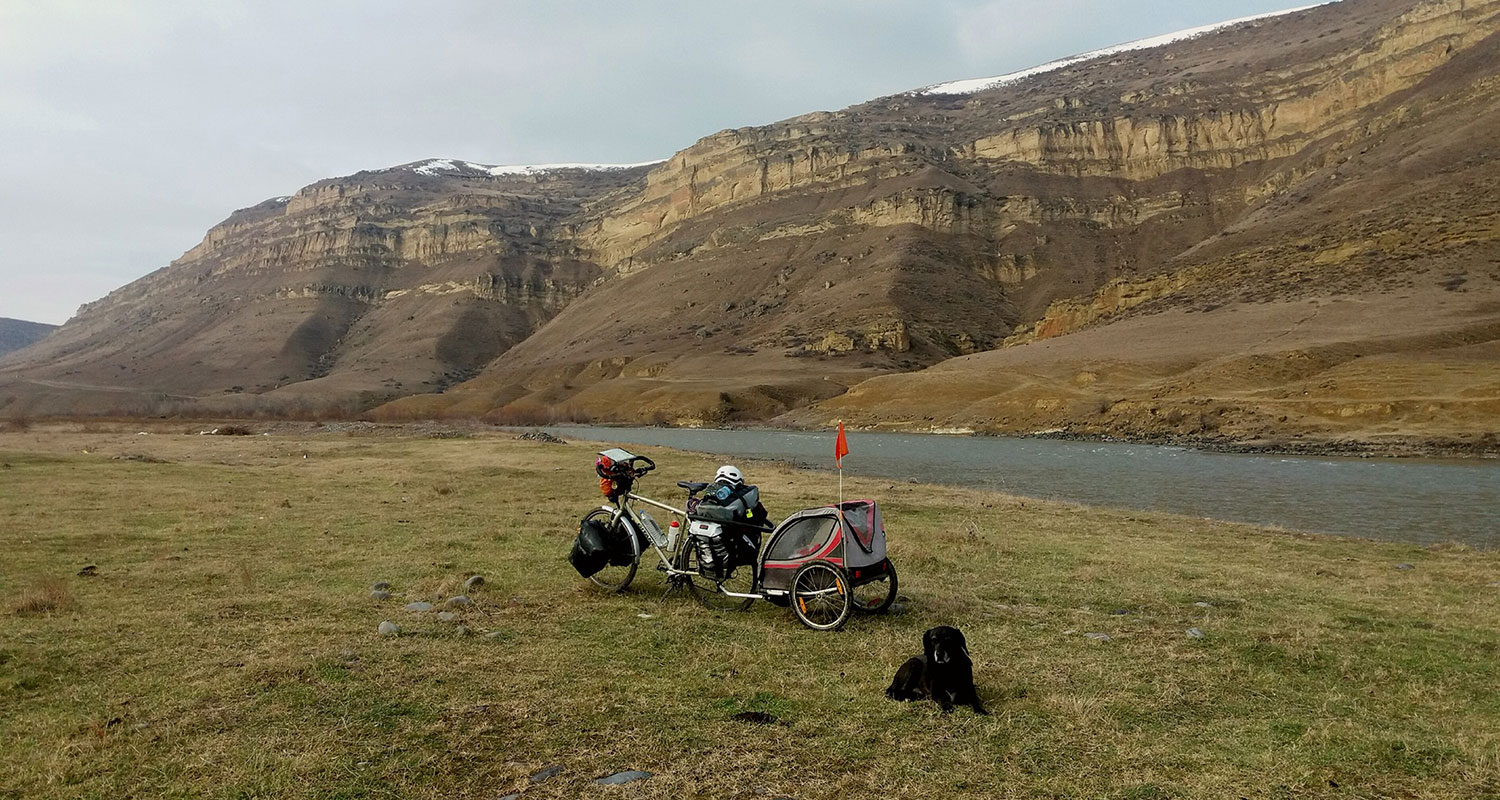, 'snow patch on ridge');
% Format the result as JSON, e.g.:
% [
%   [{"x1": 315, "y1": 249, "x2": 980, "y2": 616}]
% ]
[
  {"x1": 406, "y1": 158, "x2": 664, "y2": 177},
  {"x1": 913, "y1": 1, "x2": 1340, "y2": 96}
]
